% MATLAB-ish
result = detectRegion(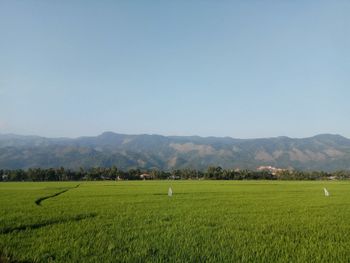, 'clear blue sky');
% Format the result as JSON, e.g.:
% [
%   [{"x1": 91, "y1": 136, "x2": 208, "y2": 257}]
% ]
[{"x1": 0, "y1": 1, "x2": 349, "y2": 138}]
